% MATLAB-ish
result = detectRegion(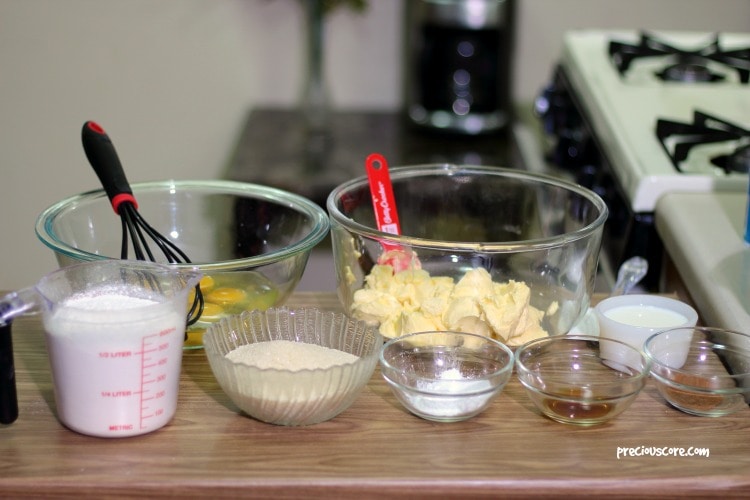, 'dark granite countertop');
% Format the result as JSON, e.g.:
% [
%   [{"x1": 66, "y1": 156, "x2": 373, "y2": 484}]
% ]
[{"x1": 224, "y1": 107, "x2": 512, "y2": 207}]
